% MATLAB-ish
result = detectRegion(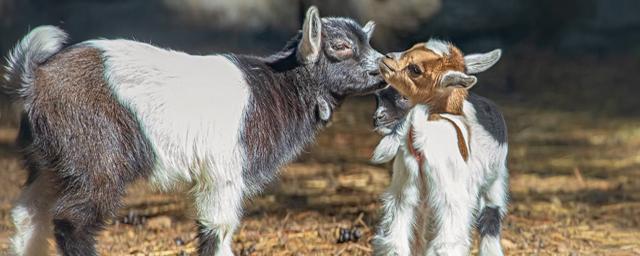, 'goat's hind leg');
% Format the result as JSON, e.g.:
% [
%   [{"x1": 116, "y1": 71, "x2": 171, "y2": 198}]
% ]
[
  {"x1": 478, "y1": 168, "x2": 508, "y2": 256},
  {"x1": 11, "y1": 116, "x2": 57, "y2": 256},
  {"x1": 51, "y1": 168, "x2": 128, "y2": 256},
  {"x1": 11, "y1": 169, "x2": 57, "y2": 256}
]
